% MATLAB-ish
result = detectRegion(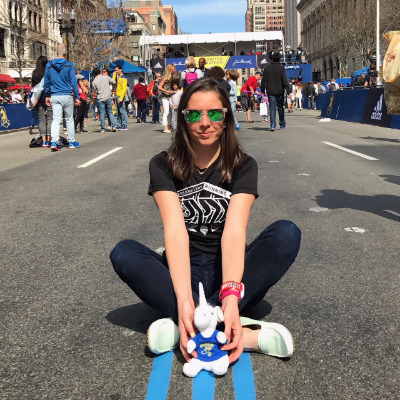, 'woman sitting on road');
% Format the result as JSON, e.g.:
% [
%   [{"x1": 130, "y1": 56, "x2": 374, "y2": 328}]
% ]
[{"x1": 110, "y1": 78, "x2": 301, "y2": 364}]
